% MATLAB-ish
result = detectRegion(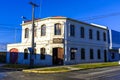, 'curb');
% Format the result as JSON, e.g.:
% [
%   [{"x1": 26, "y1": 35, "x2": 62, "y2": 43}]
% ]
[{"x1": 23, "y1": 69, "x2": 70, "y2": 74}]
